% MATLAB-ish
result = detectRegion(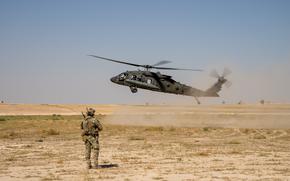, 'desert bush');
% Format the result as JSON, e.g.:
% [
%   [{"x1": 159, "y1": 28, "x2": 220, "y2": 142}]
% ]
[
  {"x1": 0, "y1": 131, "x2": 18, "y2": 139},
  {"x1": 5, "y1": 155, "x2": 17, "y2": 162},
  {"x1": 260, "y1": 99, "x2": 265, "y2": 104},
  {"x1": 229, "y1": 150, "x2": 241, "y2": 154},
  {"x1": 203, "y1": 127, "x2": 209, "y2": 132},
  {"x1": 168, "y1": 127, "x2": 176, "y2": 131},
  {"x1": 9, "y1": 131, "x2": 17, "y2": 136},
  {"x1": 152, "y1": 176, "x2": 164, "y2": 180},
  {"x1": 227, "y1": 140, "x2": 241, "y2": 144},
  {"x1": 52, "y1": 114, "x2": 63, "y2": 120},
  {"x1": 197, "y1": 152, "x2": 209, "y2": 156},
  {"x1": 44, "y1": 129, "x2": 60, "y2": 135},
  {"x1": 0, "y1": 118, "x2": 6, "y2": 122},
  {"x1": 241, "y1": 128, "x2": 250, "y2": 134},
  {"x1": 253, "y1": 134, "x2": 266, "y2": 139},
  {"x1": 128, "y1": 136, "x2": 145, "y2": 141},
  {"x1": 144, "y1": 127, "x2": 164, "y2": 132}
]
